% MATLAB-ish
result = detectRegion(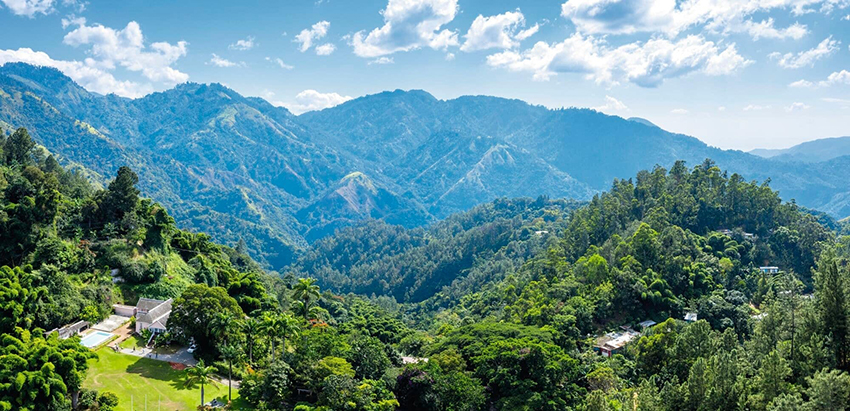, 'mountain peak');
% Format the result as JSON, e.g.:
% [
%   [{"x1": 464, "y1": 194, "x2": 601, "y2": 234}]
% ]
[{"x1": 0, "y1": 62, "x2": 83, "y2": 95}]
